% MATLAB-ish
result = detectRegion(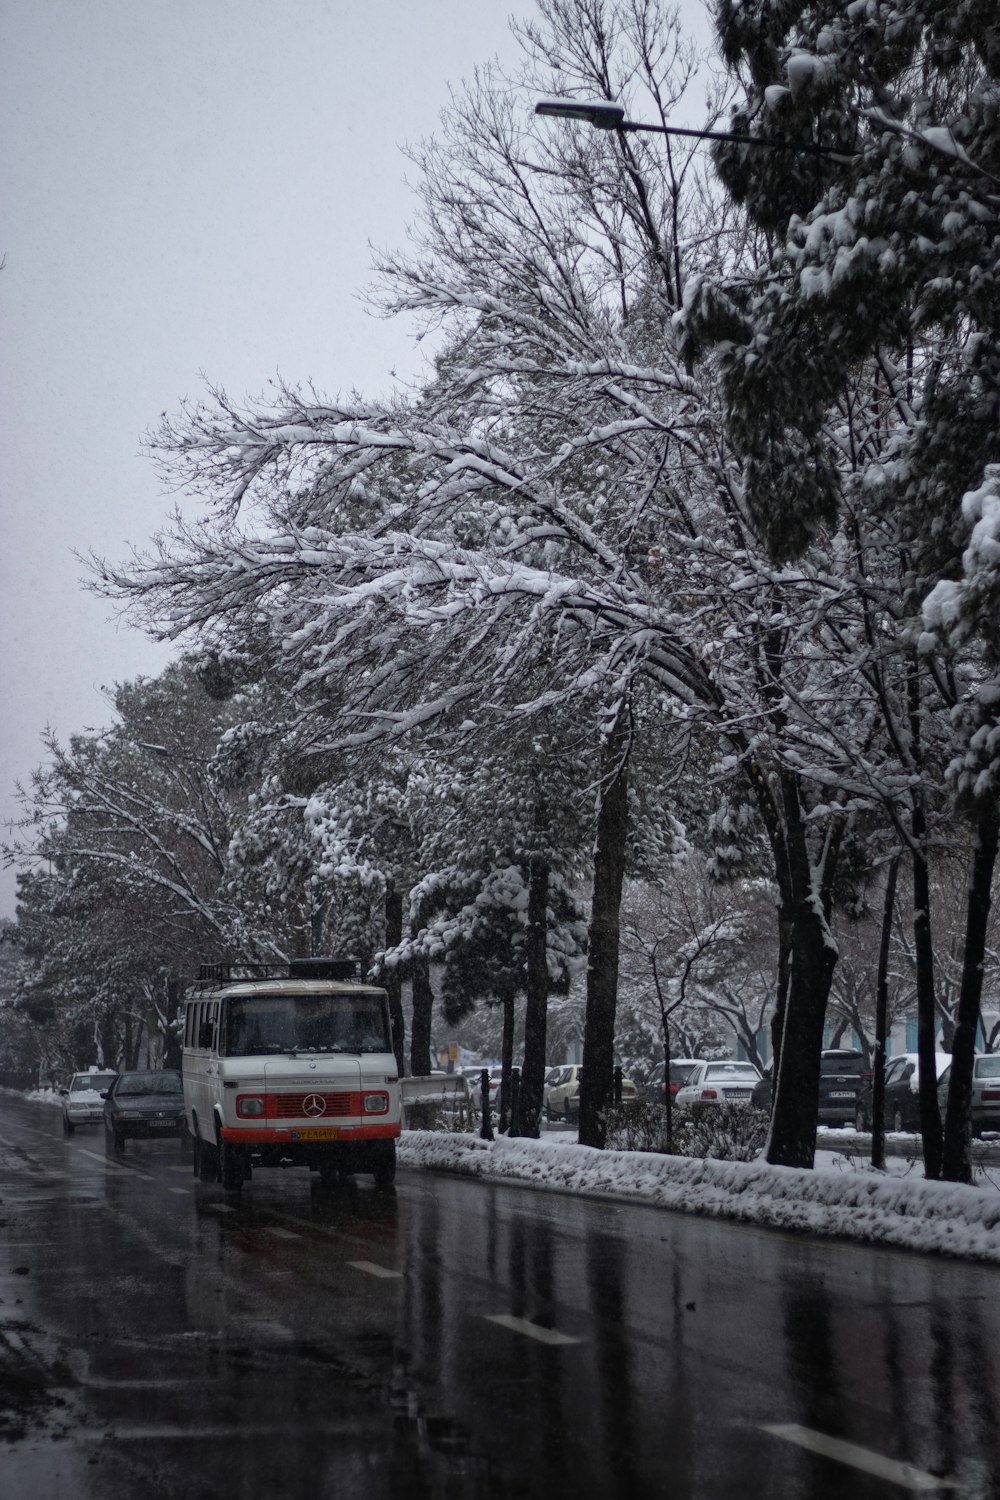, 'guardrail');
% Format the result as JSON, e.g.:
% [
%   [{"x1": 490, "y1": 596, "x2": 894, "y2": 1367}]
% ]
[{"x1": 400, "y1": 1074, "x2": 473, "y2": 1128}]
